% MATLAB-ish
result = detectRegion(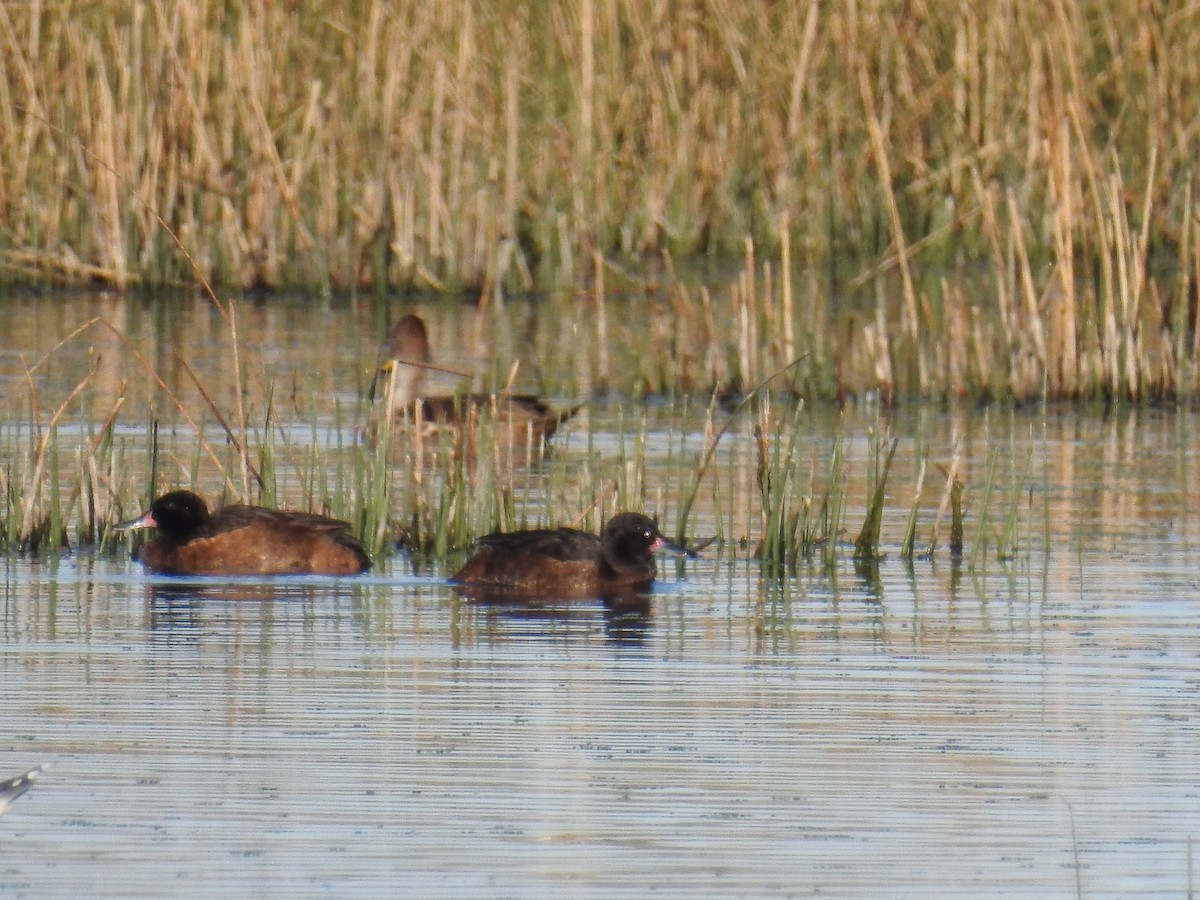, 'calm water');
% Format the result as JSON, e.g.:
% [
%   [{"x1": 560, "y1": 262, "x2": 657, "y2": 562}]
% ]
[{"x1": 2, "y1": 295, "x2": 1199, "y2": 897}]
